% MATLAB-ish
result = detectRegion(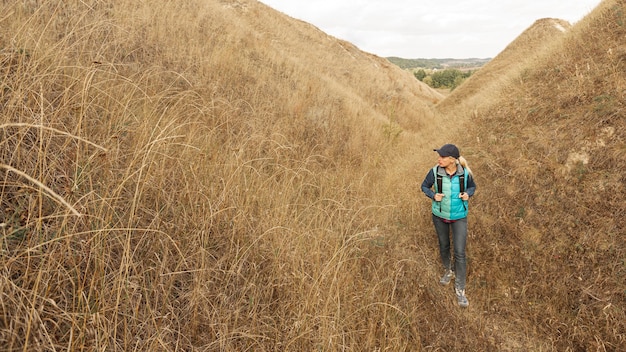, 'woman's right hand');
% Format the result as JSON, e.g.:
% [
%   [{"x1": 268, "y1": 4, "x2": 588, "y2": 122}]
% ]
[{"x1": 434, "y1": 193, "x2": 445, "y2": 202}]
